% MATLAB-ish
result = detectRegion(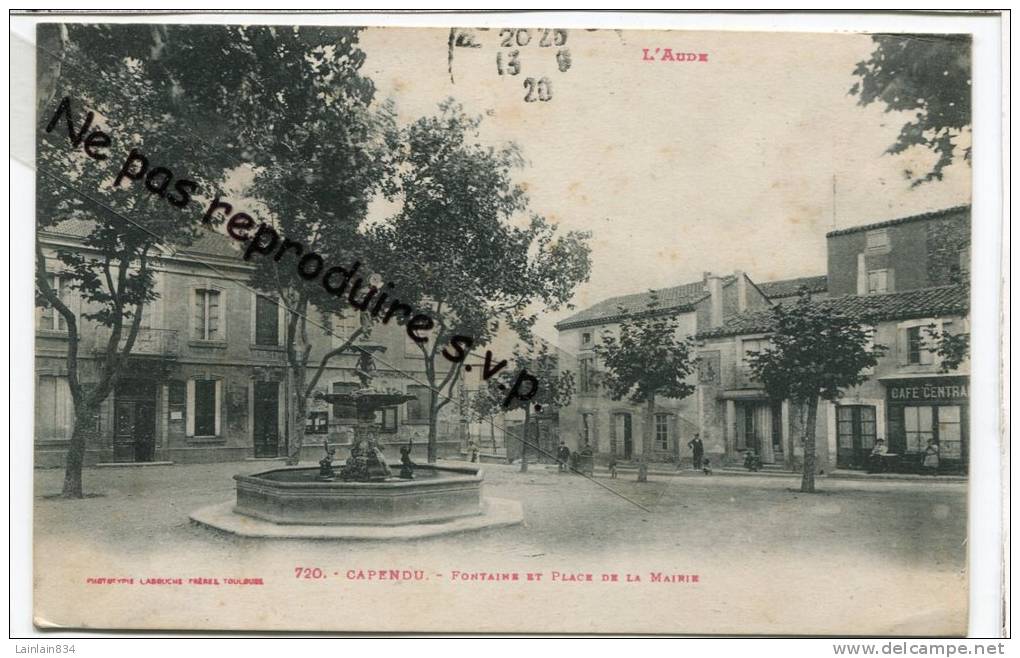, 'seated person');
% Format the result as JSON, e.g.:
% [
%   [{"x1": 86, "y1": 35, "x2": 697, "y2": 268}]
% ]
[
  {"x1": 867, "y1": 438, "x2": 888, "y2": 473},
  {"x1": 922, "y1": 439, "x2": 941, "y2": 475}
]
